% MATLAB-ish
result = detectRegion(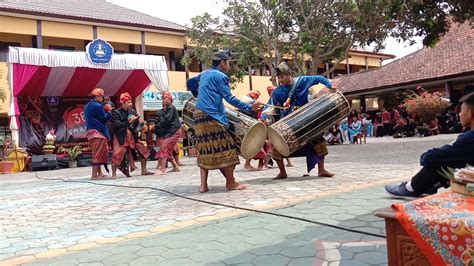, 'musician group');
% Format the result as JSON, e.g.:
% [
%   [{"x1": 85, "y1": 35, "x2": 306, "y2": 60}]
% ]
[{"x1": 83, "y1": 49, "x2": 338, "y2": 193}]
